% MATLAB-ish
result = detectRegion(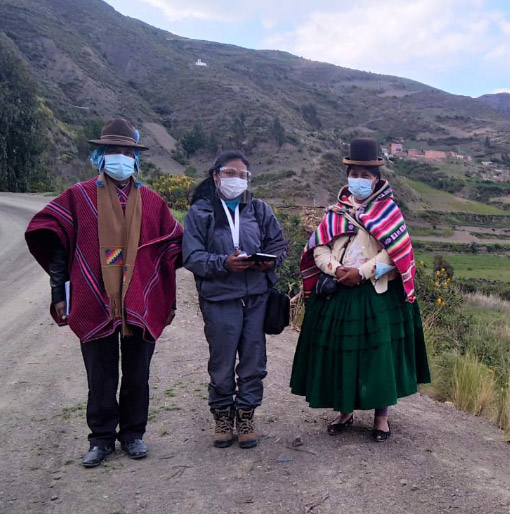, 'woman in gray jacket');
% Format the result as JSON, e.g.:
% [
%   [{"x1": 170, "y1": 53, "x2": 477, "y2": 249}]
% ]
[{"x1": 183, "y1": 150, "x2": 287, "y2": 449}]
